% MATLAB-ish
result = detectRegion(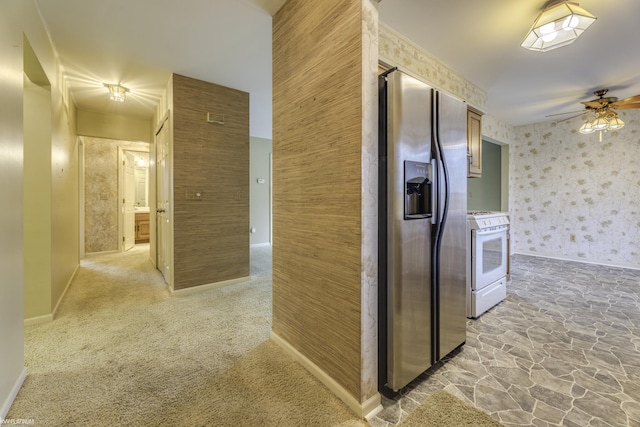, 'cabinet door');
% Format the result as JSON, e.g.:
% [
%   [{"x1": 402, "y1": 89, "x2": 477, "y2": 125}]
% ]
[
  {"x1": 467, "y1": 110, "x2": 482, "y2": 178},
  {"x1": 138, "y1": 219, "x2": 150, "y2": 241},
  {"x1": 135, "y1": 213, "x2": 150, "y2": 243}
]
